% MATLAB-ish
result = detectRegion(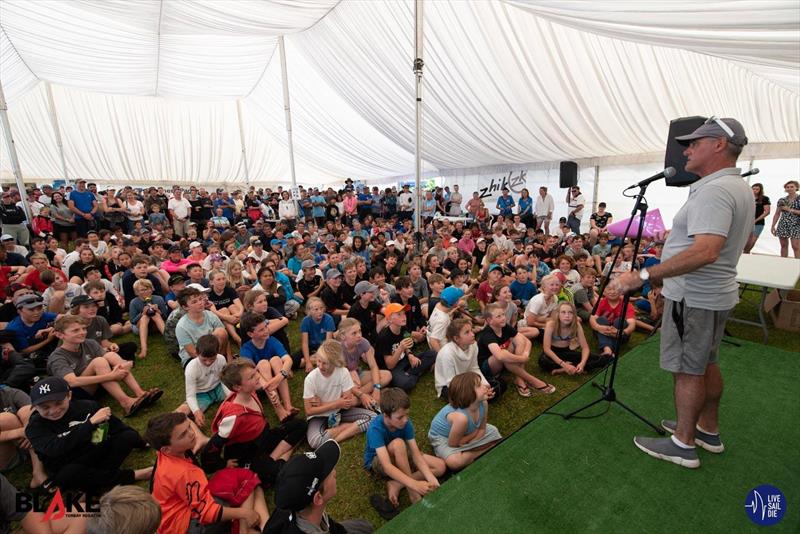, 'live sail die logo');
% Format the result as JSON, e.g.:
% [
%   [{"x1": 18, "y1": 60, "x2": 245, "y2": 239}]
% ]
[
  {"x1": 478, "y1": 170, "x2": 527, "y2": 199},
  {"x1": 744, "y1": 484, "x2": 786, "y2": 526}
]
